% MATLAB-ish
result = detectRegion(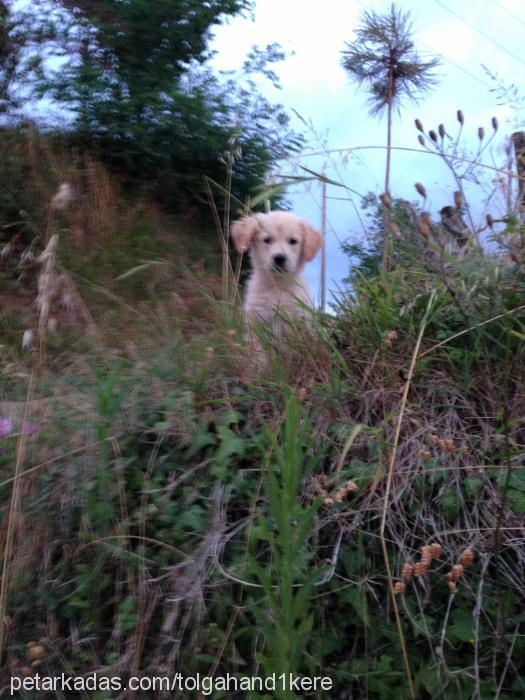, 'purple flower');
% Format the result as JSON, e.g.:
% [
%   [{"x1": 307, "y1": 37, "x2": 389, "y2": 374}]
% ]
[
  {"x1": 0, "y1": 418, "x2": 13, "y2": 439},
  {"x1": 22, "y1": 421, "x2": 40, "y2": 437}
]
